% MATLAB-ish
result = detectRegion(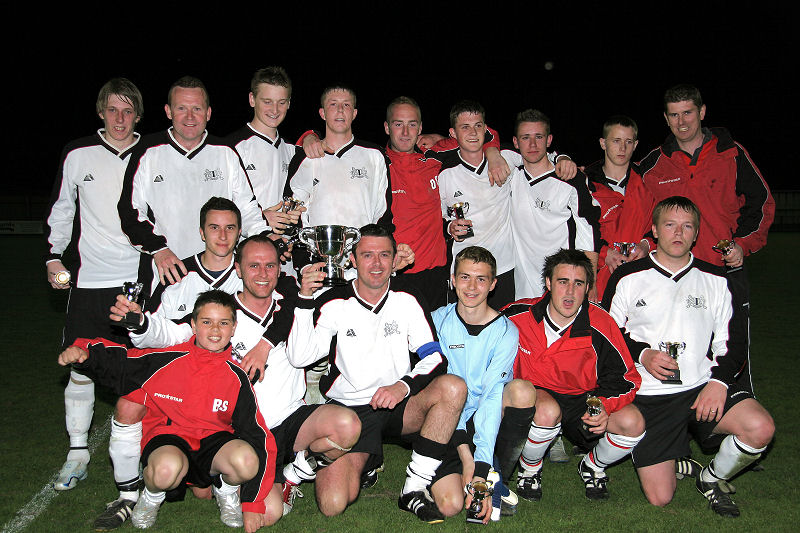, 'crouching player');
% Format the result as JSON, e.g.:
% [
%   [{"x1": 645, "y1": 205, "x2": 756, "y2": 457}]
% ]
[
  {"x1": 430, "y1": 246, "x2": 532, "y2": 523},
  {"x1": 501, "y1": 249, "x2": 645, "y2": 501},
  {"x1": 58, "y1": 290, "x2": 276, "y2": 532}
]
